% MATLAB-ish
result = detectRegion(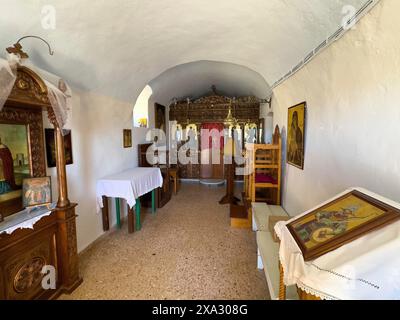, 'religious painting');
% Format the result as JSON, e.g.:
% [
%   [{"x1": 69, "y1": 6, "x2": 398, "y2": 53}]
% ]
[
  {"x1": 0, "y1": 124, "x2": 30, "y2": 195},
  {"x1": 123, "y1": 129, "x2": 132, "y2": 148},
  {"x1": 171, "y1": 122, "x2": 183, "y2": 142},
  {"x1": 22, "y1": 176, "x2": 52, "y2": 208},
  {"x1": 155, "y1": 103, "x2": 166, "y2": 134},
  {"x1": 287, "y1": 190, "x2": 400, "y2": 261},
  {"x1": 231, "y1": 124, "x2": 243, "y2": 149},
  {"x1": 258, "y1": 118, "x2": 265, "y2": 144},
  {"x1": 287, "y1": 102, "x2": 306, "y2": 169},
  {"x1": 45, "y1": 129, "x2": 73, "y2": 167},
  {"x1": 244, "y1": 123, "x2": 257, "y2": 144},
  {"x1": 185, "y1": 123, "x2": 198, "y2": 143}
]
